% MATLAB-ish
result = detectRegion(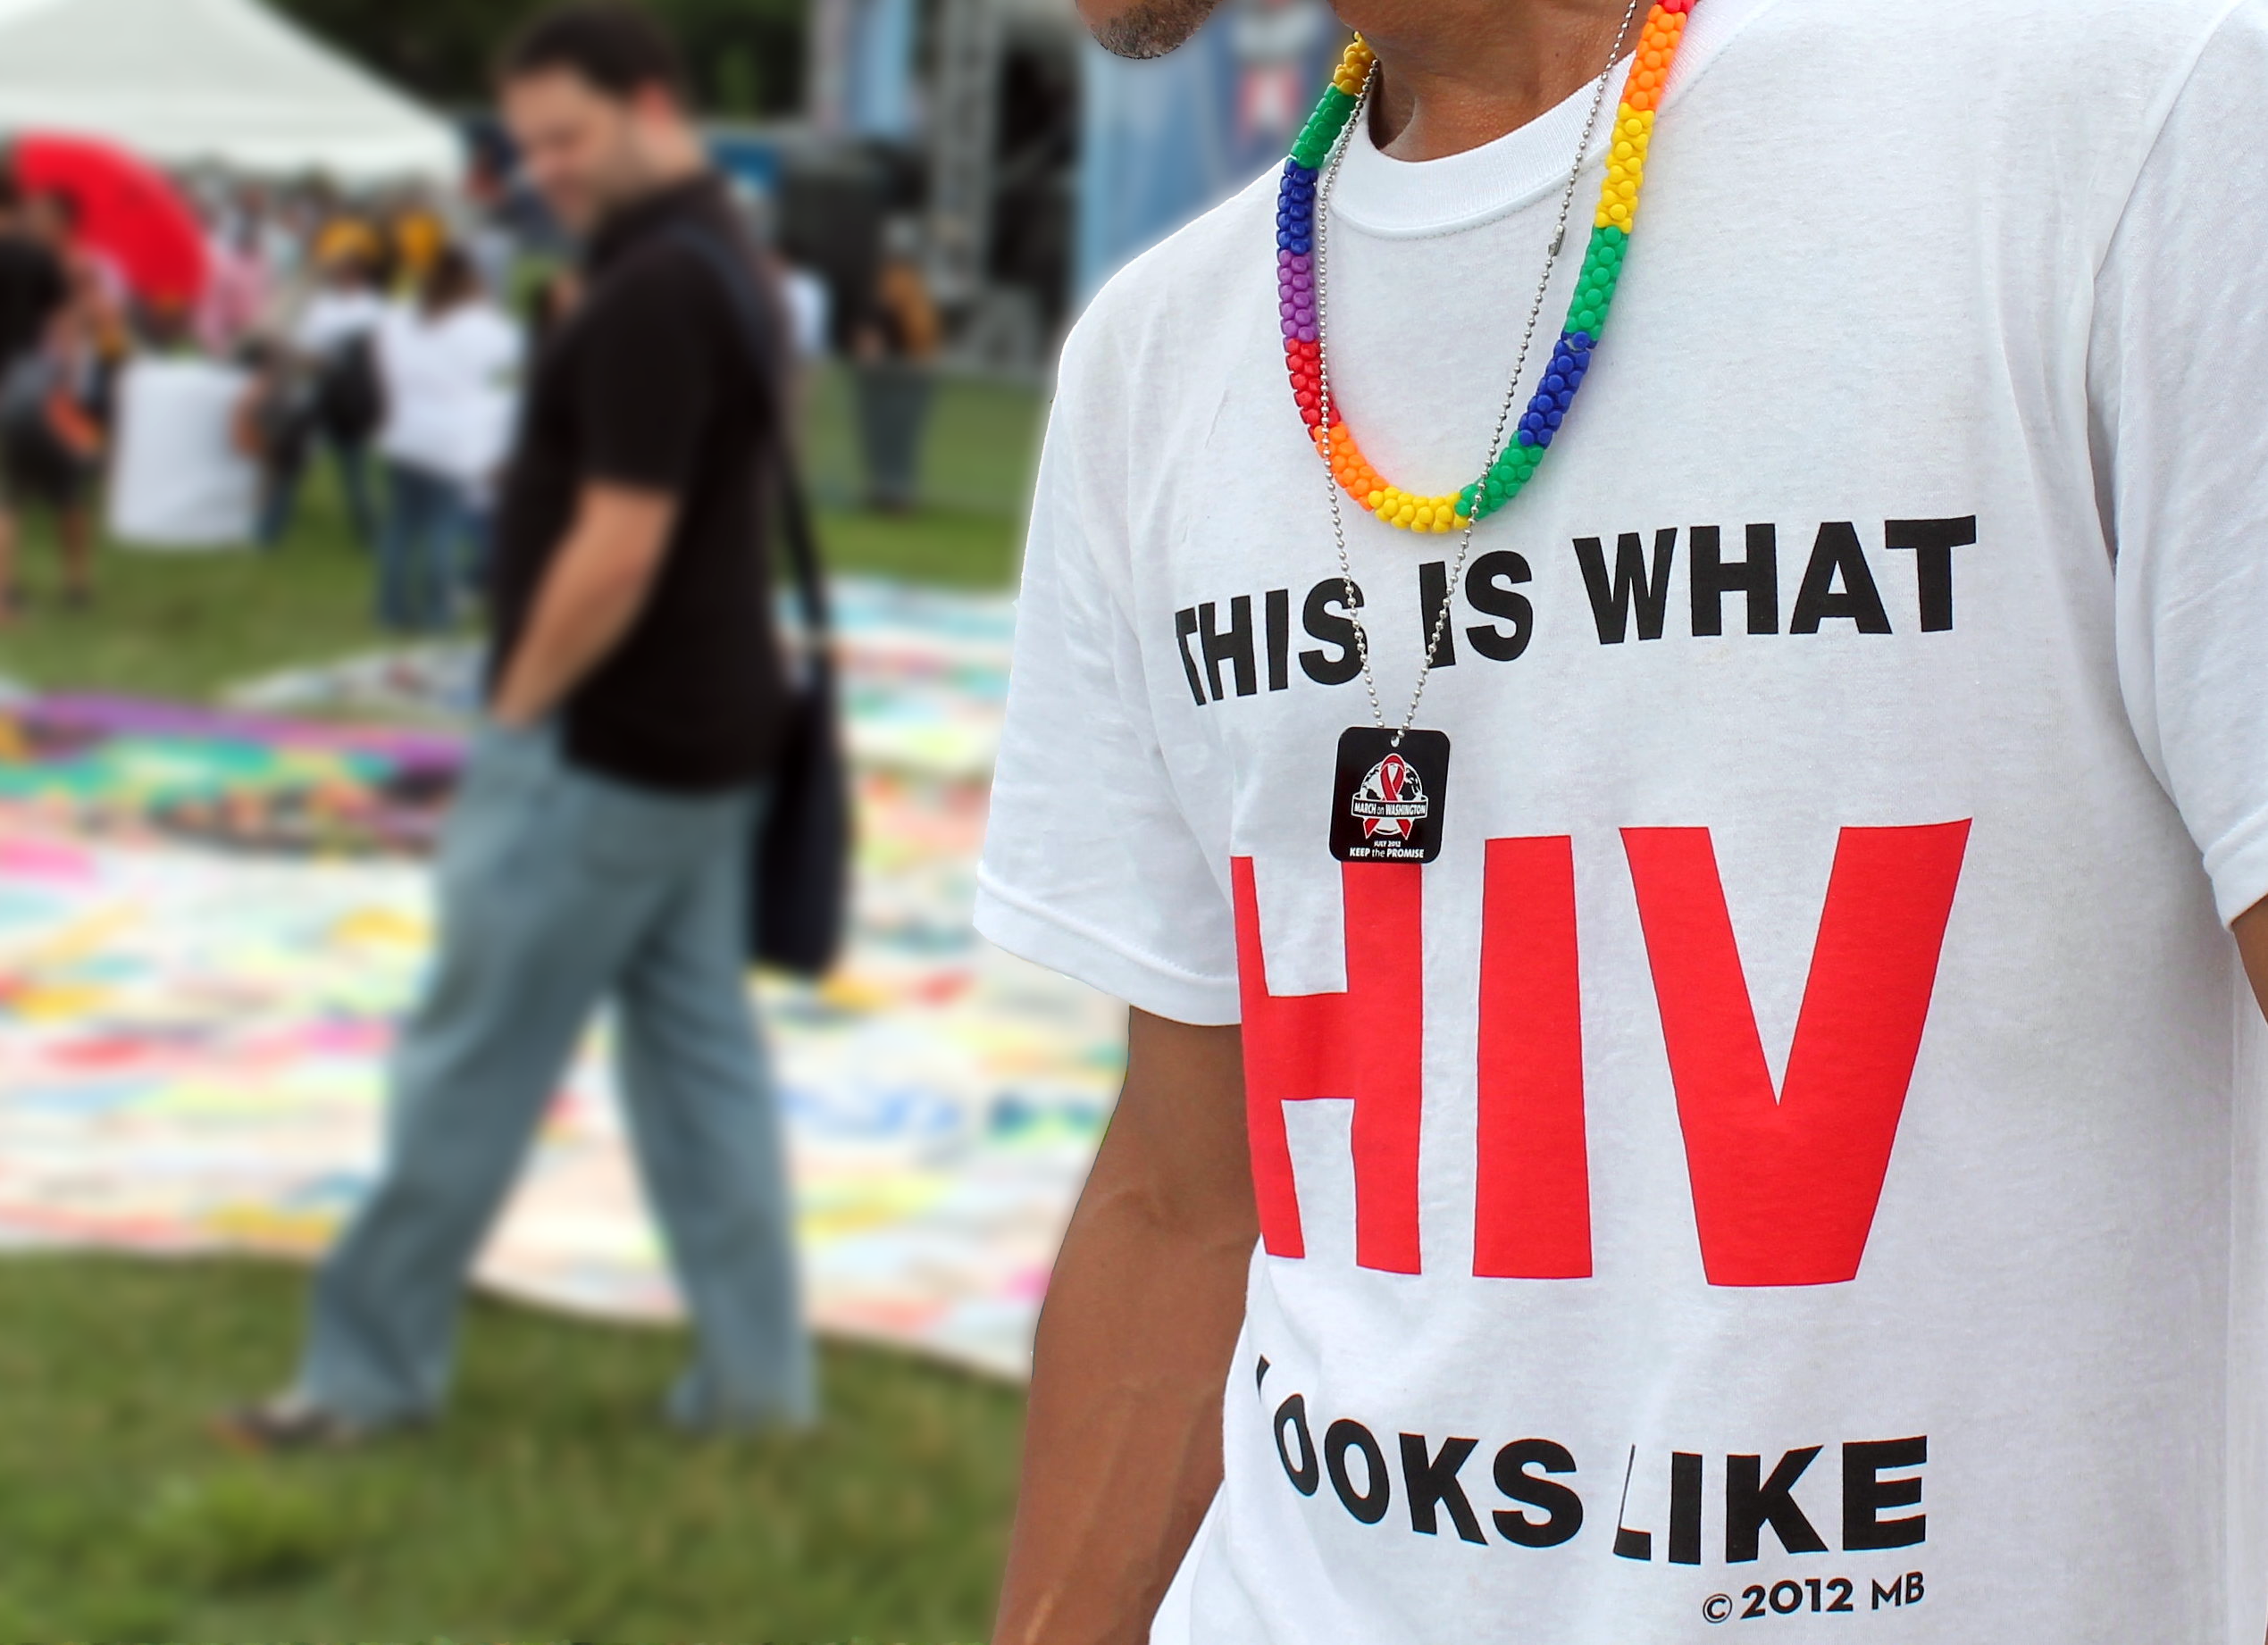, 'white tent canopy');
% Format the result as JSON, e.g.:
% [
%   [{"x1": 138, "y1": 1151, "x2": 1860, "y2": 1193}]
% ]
[{"x1": 0, "y1": 0, "x2": 460, "y2": 184}]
